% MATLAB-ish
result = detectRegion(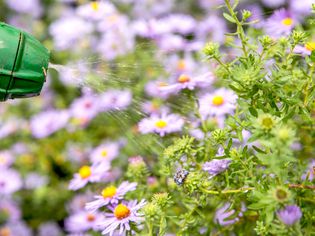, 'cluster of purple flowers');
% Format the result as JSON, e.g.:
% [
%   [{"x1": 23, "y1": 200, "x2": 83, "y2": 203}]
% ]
[{"x1": 1, "y1": 0, "x2": 313, "y2": 234}]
